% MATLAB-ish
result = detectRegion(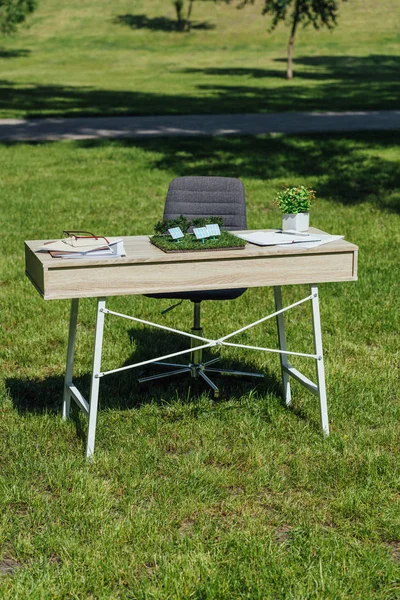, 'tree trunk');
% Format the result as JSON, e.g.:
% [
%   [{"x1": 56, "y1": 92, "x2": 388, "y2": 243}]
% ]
[
  {"x1": 287, "y1": 34, "x2": 295, "y2": 79},
  {"x1": 286, "y1": 0, "x2": 300, "y2": 79},
  {"x1": 174, "y1": 0, "x2": 185, "y2": 31},
  {"x1": 184, "y1": 0, "x2": 195, "y2": 31}
]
